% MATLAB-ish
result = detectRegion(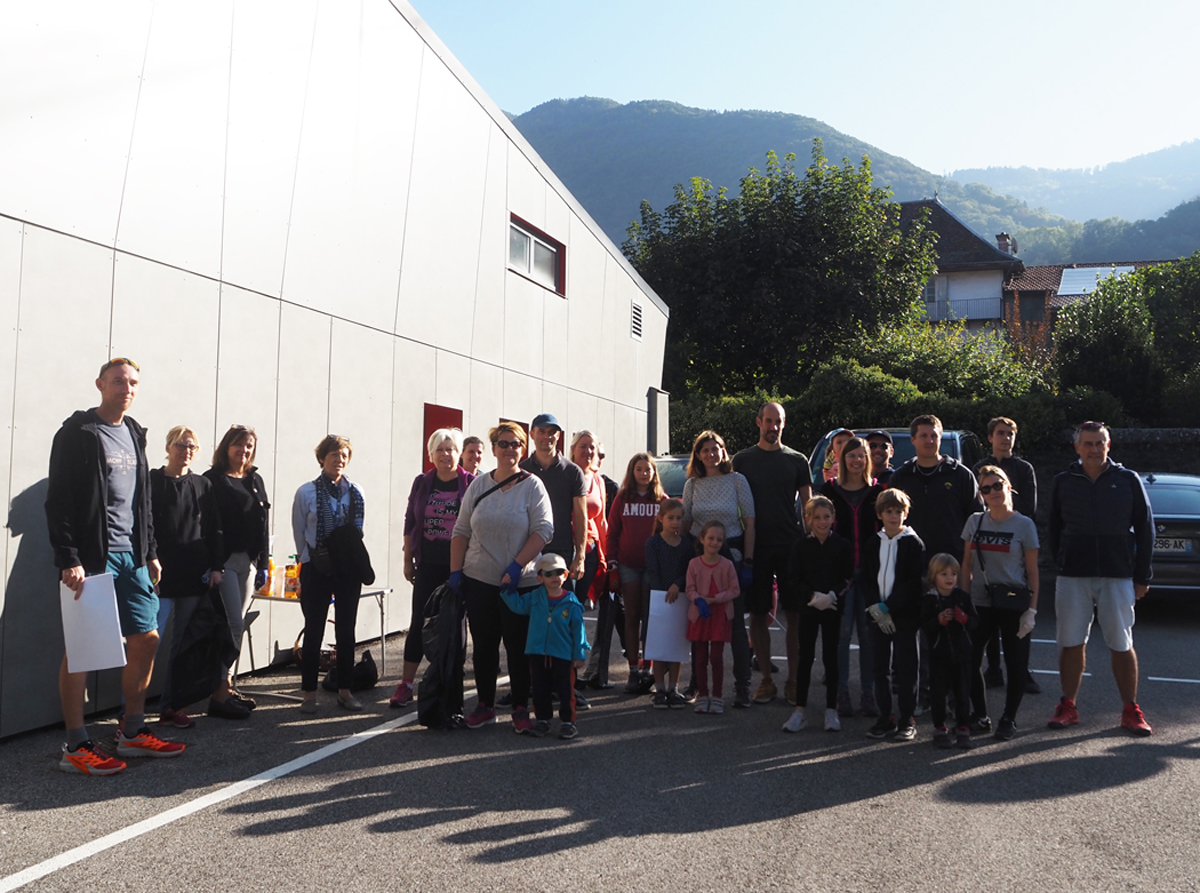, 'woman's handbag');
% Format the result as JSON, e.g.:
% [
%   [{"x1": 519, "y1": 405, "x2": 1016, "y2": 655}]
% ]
[{"x1": 974, "y1": 516, "x2": 1032, "y2": 612}]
